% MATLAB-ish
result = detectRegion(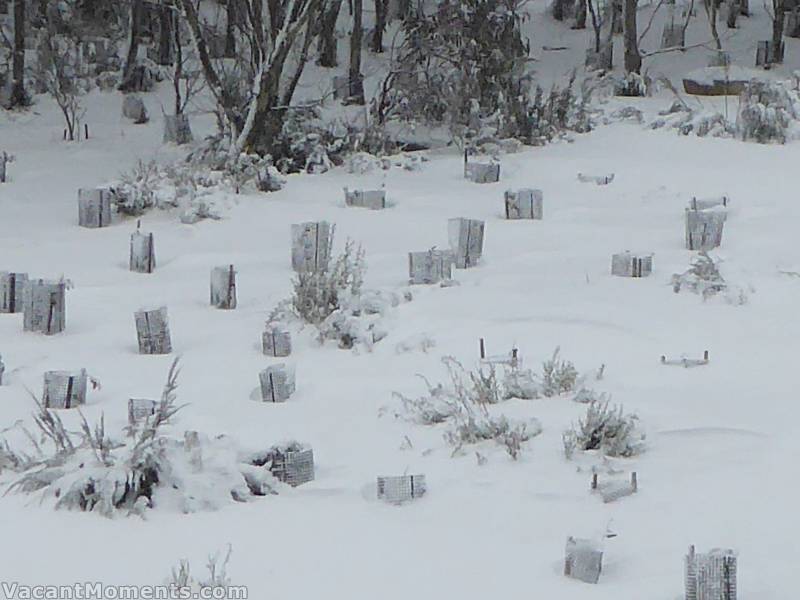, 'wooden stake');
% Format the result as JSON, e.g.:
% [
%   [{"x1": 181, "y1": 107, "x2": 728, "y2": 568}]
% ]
[
  {"x1": 703, "y1": 350, "x2": 709, "y2": 361},
  {"x1": 85, "y1": 123, "x2": 89, "y2": 139},
  {"x1": 631, "y1": 471, "x2": 638, "y2": 492},
  {"x1": 591, "y1": 473, "x2": 598, "y2": 490},
  {"x1": 479, "y1": 338, "x2": 486, "y2": 359}
]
